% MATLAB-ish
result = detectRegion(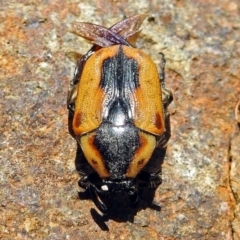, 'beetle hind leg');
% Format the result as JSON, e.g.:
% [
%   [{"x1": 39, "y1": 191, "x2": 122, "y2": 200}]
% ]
[
  {"x1": 138, "y1": 171, "x2": 162, "y2": 189},
  {"x1": 148, "y1": 172, "x2": 162, "y2": 188},
  {"x1": 67, "y1": 50, "x2": 94, "y2": 114},
  {"x1": 159, "y1": 52, "x2": 173, "y2": 109},
  {"x1": 162, "y1": 88, "x2": 173, "y2": 110},
  {"x1": 158, "y1": 52, "x2": 173, "y2": 147}
]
